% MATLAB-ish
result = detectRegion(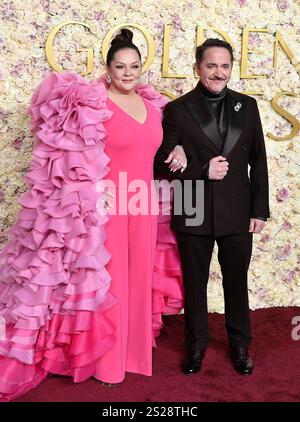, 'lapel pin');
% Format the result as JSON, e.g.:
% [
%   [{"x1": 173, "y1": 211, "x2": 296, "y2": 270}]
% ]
[{"x1": 234, "y1": 102, "x2": 242, "y2": 112}]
